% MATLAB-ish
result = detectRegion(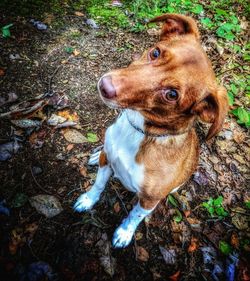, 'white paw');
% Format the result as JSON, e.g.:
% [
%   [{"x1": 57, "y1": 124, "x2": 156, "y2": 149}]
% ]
[
  {"x1": 112, "y1": 224, "x2": 135, "y2": 248},
  {"x1": 74, "y1": 193, "x2": 97, "y2": 212},
  {"x1": 88, "y1": 151, "x2": 101, "y2": 166}
]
